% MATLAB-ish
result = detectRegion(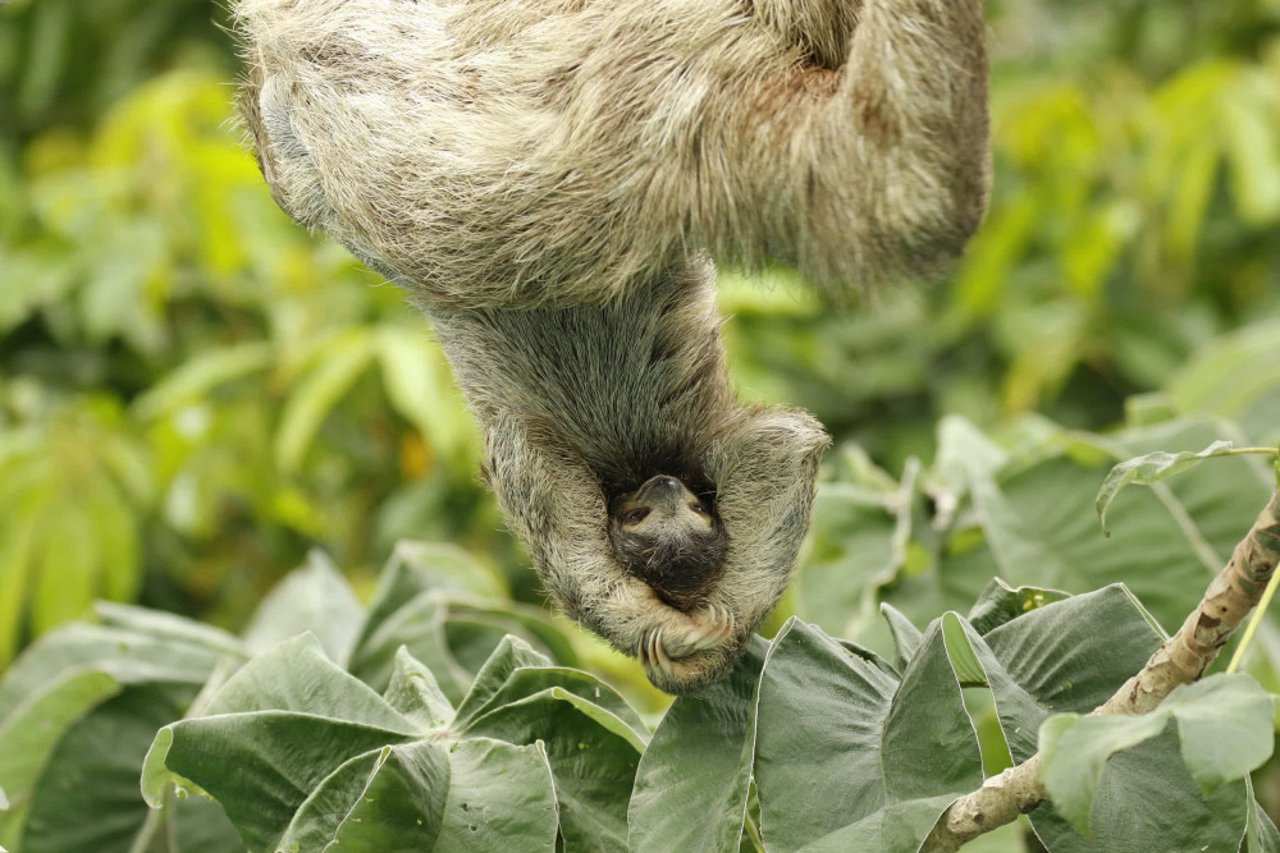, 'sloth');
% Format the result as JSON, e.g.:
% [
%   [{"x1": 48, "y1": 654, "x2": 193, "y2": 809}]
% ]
[{"x1": 232, "y1": 0, "x2": 990, "y2": 693}]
